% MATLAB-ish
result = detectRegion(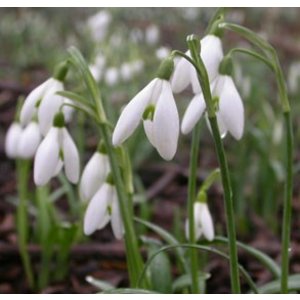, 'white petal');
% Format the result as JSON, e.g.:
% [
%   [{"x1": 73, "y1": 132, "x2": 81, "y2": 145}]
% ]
[
  {"x1": 190, "y1": 68, "x2": 202, "y2": 94},
  {"x1": 83, "y1": 183, "x2": 112, "y2": 235},
  {"x1": 198, "y1": 203, "x2": 214, "y2": 241},
  {"x1": 181, "y1": 93, "x2": 206, "y2": 135},
  {"x1": 19, "y1": 79, "x2": 52, "y2": 126},
  {"x1": 112, "y1": 79, "x2": 158, "y2": 146},
  {"x1": 53, "y1": 159, "x2": 63, "y2": 177},
  {"x1": 143, "y1": 119, "x2": 156, "y2": 147},
  {"x1": 111, "y1": 190, "x2": 124, "y2": 240},
  {"x1": 153, "y1": 81, "x2": 179, "y2": 160},
  {"x1": 18, "y1": 122, "x2": 41, "y2": 159},
  {"x1": 62, "y1": 128, "x2": 80, "y2": 184},
  {"x1": 34, "y1": 127, "x2": 60, "y2": 186},
  {"x1": 205, "y1": 112, "x2": 228, "y2": 139},
  {"x1": 38, "y1": 86, "x2": 64, "y2": 136},
  {"x1": 62, "y1": 98, "x2": 74, "y2": 123},
  {"x1": 79, "y1": 152, "x2": 109, "y2": 202},
  {"x1": 185, "y1": 218, "x2": 202, "y2": 241},
  {"x1": 171, "y1": 51, "x2": 192, "y2": 93},
  {"x1": 201, "y1": 35, "x2": 224, "y2": 83},
  {"x1": 219, "y1": 76, "x2": 244, "y2": 140},
  {"x1": 5, "y1": 123, "x2": 23, "y2": 159}
]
